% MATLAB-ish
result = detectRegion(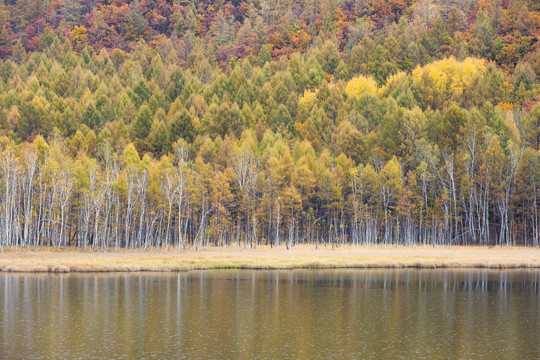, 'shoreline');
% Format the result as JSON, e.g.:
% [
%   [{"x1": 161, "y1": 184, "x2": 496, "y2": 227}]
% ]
[{"x1": 1, "y1": 246, "x2": 540, "y2": 273}]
